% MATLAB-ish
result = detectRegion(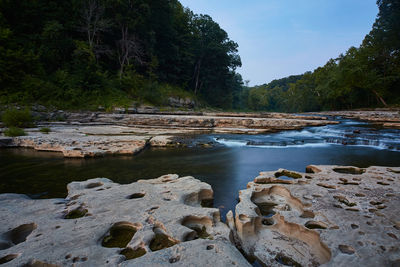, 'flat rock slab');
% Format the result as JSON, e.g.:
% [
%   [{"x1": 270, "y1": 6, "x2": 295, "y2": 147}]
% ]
[
  {"x1": 9, "y1": 129, "x2": 152, "y2": 157},
  {"x1": 0, "y1": 175, "x2": 249, "y2": 266},
  {"x1": 230, "y1": 165, "x2": 400, "y2": 267},
  {"x1": 0, "y1": 112, "x2": 338, "y2": 157}
]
